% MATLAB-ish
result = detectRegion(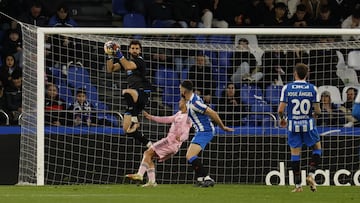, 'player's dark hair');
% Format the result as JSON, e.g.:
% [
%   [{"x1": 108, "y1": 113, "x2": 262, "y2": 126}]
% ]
[
  {"x1": 181, "y1": 80, "x2": 193, "y2": 91},
  {"x1": 294, "y1": 63, "x2": 308, "y2": 80},
  {"x1": 129, "y1": 40, "x2": 142, "y2": 50}
]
